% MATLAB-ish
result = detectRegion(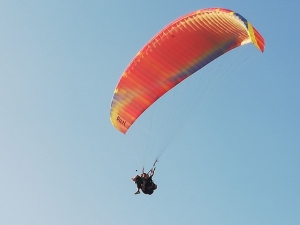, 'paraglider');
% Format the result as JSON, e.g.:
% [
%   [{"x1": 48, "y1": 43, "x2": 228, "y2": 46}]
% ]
[
  {"x1": 132, "y1": 167, "x2": 157, "y2": 195},
  {"x1": 109, "y1": 8, "x2": 265, "y2": 195}
]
